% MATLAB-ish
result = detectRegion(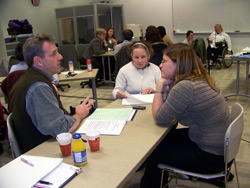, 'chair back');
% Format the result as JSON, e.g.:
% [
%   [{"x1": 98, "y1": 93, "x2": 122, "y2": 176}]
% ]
[
  {"x1": 75, "y1": 44, "x2": 90, "y2": 62},
  {"x1": 150, "y1": 42, "x2": 168, "y2": 66},
  {"x1": 225, "y1": 103, "x2": 244, "y2": 163},
  {"x1": 114, "y1": 44, "x2": 132, "y2": 77},
  {"x1": 7, "y1": 113, "x2": 22, "y2": 158},
  {"x1": 58, "y1": 45, "x2": 80, "y2": 70}
]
